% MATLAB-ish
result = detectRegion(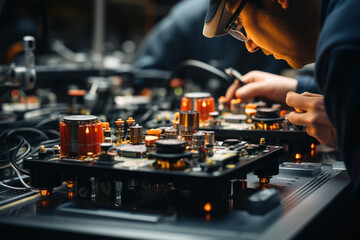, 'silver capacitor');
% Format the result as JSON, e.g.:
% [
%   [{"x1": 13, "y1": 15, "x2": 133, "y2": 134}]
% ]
[
  {"x1": 179, "y1": 111, "x2": 199, "y2": 143},
  {"x1": 164, "y1": 128, "x2": 178, "y2": 139},
  {"x1": 192, "y1": 132, "x2": 206, "y2": 162}
]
